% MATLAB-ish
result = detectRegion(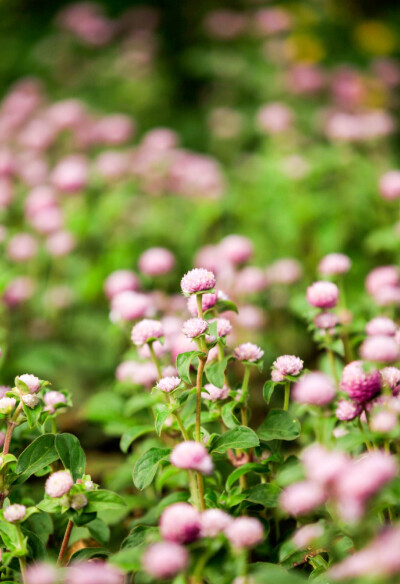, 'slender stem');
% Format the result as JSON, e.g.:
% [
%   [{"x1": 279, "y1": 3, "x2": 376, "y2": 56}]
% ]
[
  {"x1": 196, "y1": 294, "x2": 204, "y2": 318},
  {"x1": 196, "y1": 358, "x2": 206, "y2": 442},
  {"x1": 174, "y1": 411, "x2": 189, "y2": 441},
  {"x1": 149, "y1": 342, "x2": 162, "y2": 379},
  {"x1": 2, "y1": 421, "x2": 16, "y2": 456},
  {"x1": 283, "y1": 381, "x2": 290, "y2": 411},
  {"x1": 196, "y1": 471, "x2": 206, "y2": 511},
  {"x1": 326, "y1": 344, "x2": 339, "y2": 386},
  {"x1": 57, "y1": 519, "x2": 74, "y2": 566},
  {"x1": 188, "y1": 470, "x2": 201, "y2": 510},
  {"x1": 240, "y1": 365, "x2": 251, "y2": 426},
  {"x1": 51, "y1": 417, "x2": 57, "y2": 434},
  {"x1": 16, "y1": 524, "x2": 27, "y2": 583}
]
